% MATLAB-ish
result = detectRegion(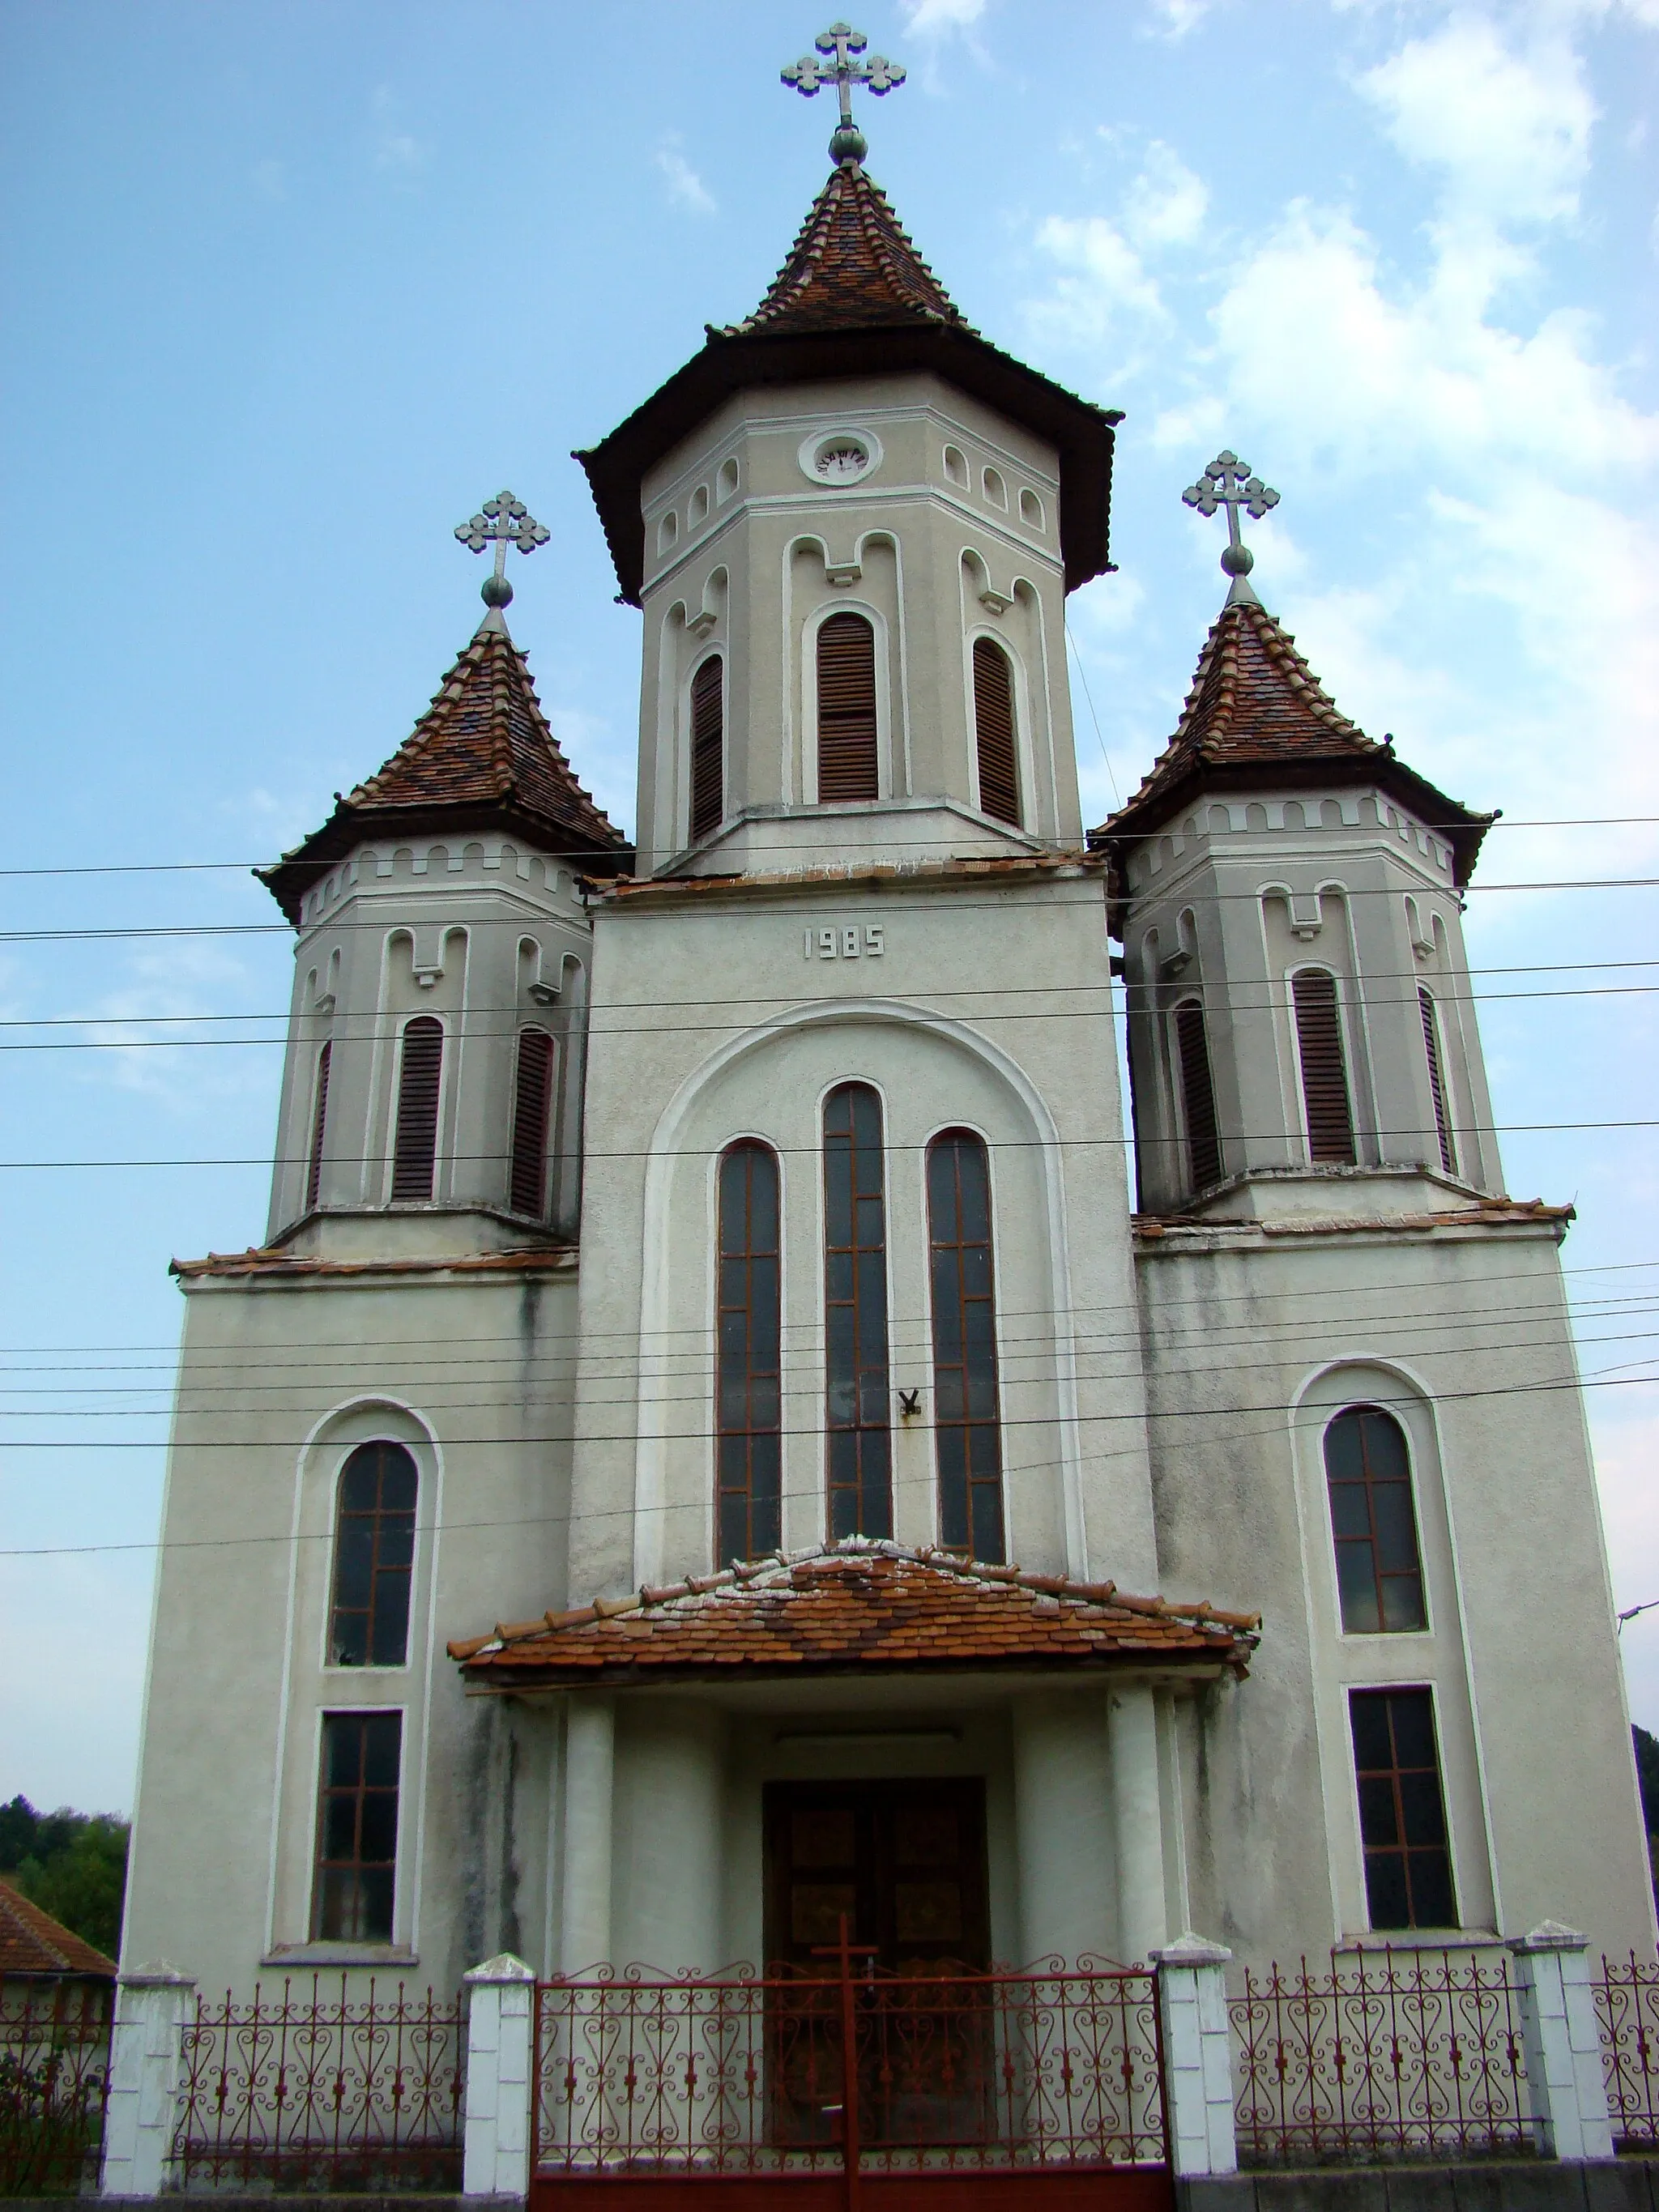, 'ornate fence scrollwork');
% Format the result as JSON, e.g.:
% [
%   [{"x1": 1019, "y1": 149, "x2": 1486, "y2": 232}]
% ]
[
  {"x1": 1597, "y1": 1950, "x2": 1659, "y2": 2148},
  {"x1": 0, "y1": 1974, "x2": 113, "y2": 2195}
]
